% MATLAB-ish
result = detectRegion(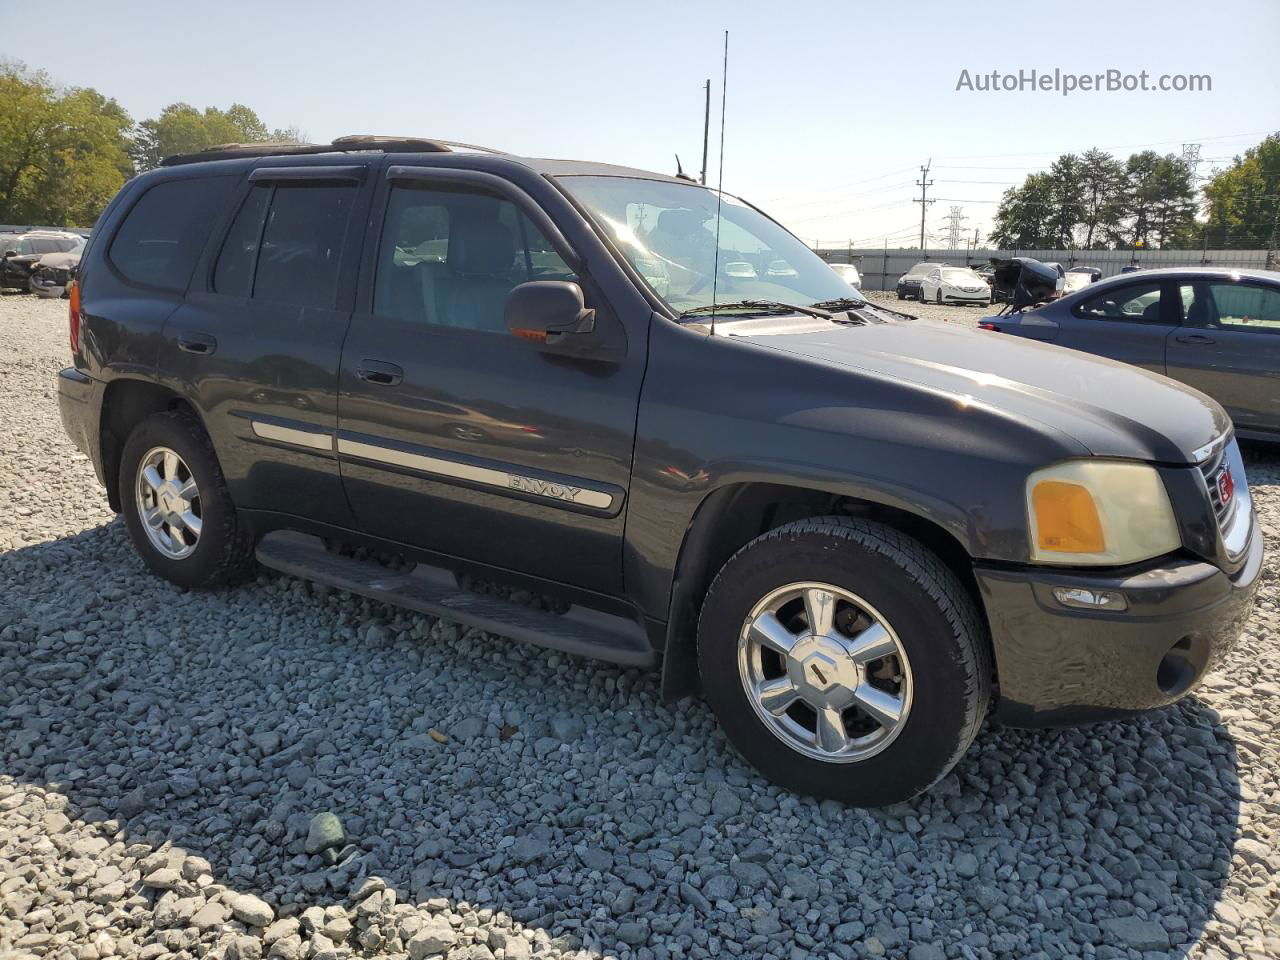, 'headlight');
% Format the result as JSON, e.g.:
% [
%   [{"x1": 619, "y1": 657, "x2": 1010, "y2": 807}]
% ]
[{"x1": 1026, "y1": 460, "x2": 1180, "y2": 565}]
